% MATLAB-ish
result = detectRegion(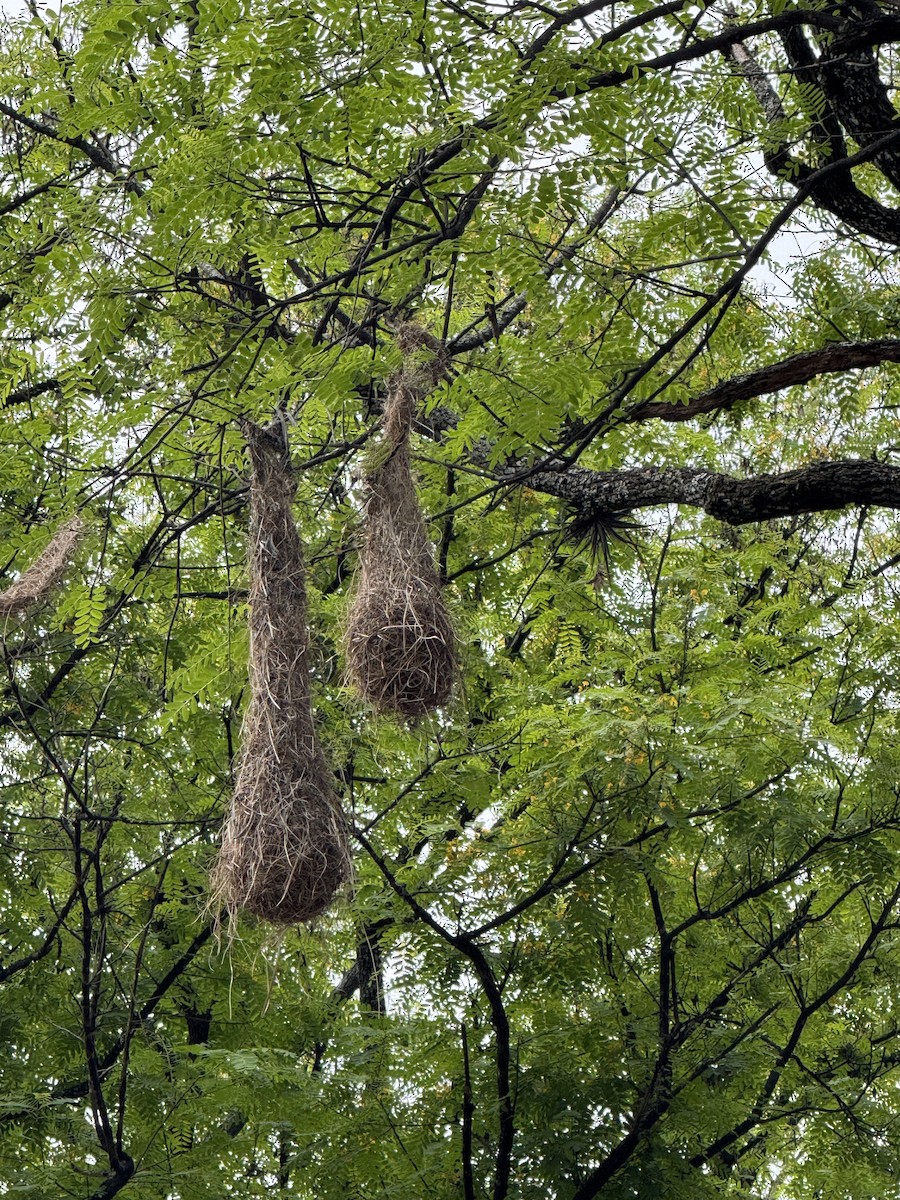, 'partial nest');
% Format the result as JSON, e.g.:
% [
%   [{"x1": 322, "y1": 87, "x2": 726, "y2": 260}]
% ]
[
  {"x1": 210, "y1": 422, "x2": 351, "y2": 926},
  {"x1": 345, "y1": 331, "x2": 456, "y2": 716},
  {"x1": 0, "y1": 515, "x2": 83, "y2": 618}
]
